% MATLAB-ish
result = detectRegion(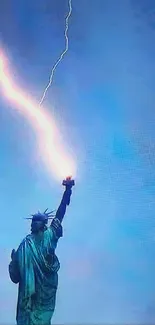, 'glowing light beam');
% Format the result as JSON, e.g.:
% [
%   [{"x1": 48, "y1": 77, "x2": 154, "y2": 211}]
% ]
[
  {"x1": 0, "y1": 55, "x2": 75, "y2": 180},
  {"x1": 39, "y1": 0, "x2": 72, "y2": 106}
]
